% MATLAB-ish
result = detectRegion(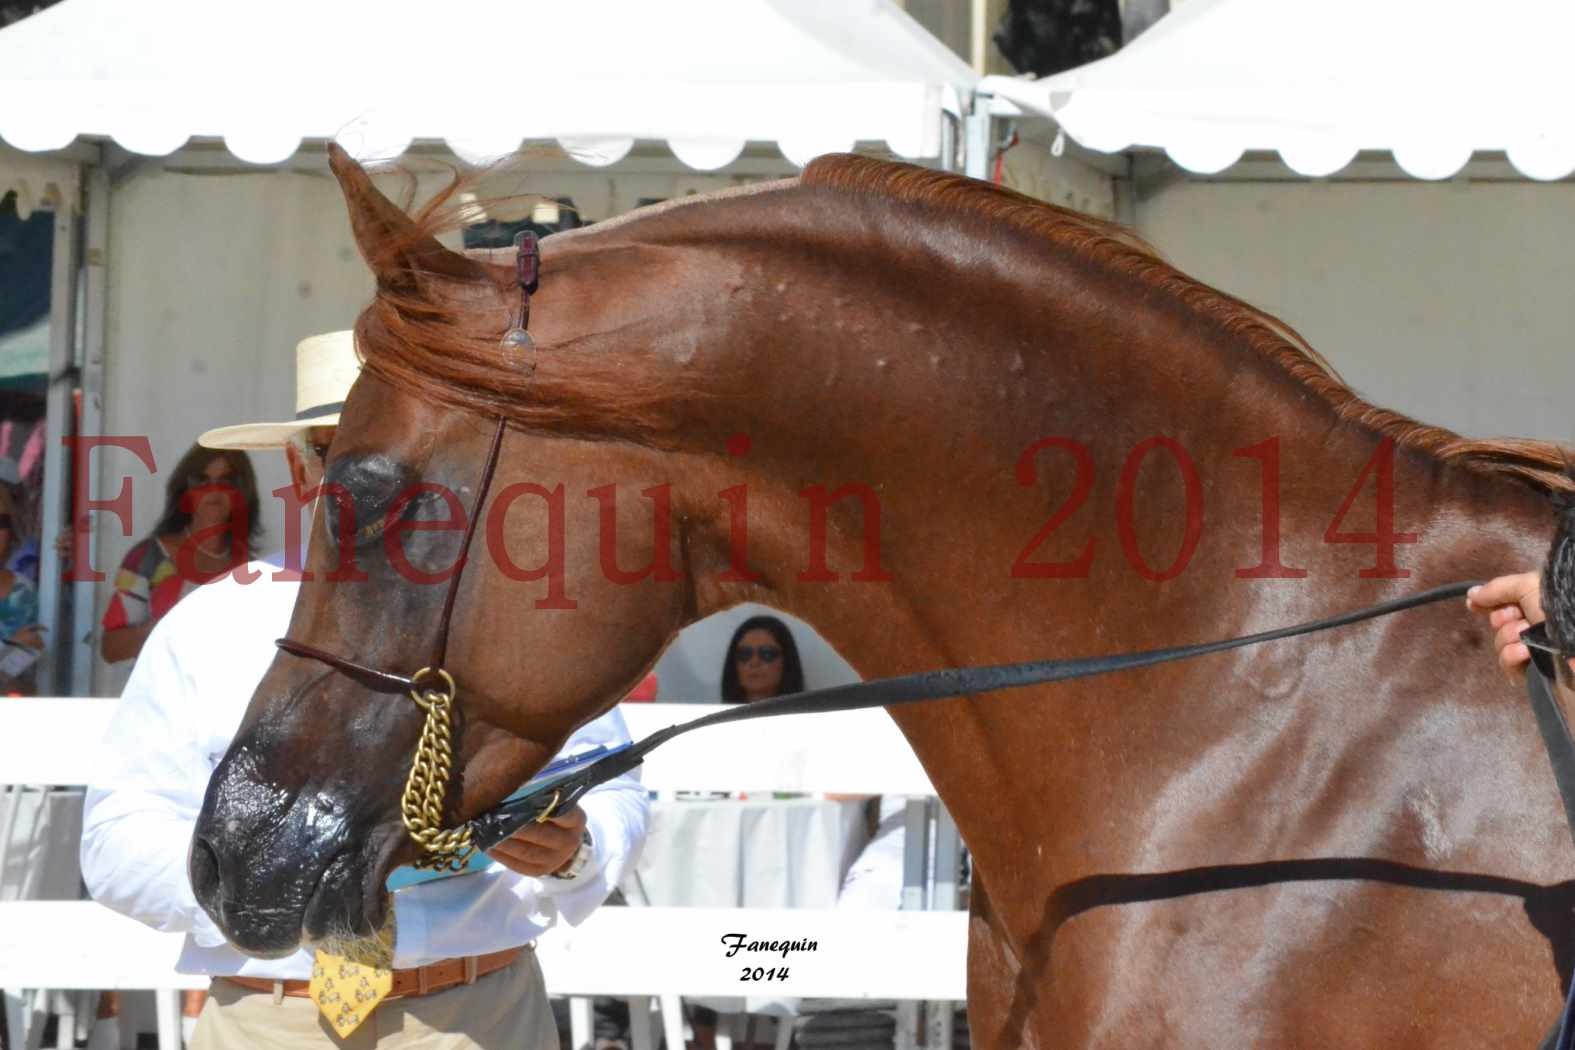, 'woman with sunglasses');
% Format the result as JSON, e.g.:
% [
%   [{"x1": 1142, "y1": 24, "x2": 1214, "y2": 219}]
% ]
[
  {"x1": 721, "y1": 615, "x2": 805, "y2": 703},
  {"x1": 99, "y1": 443, "x2": 261, "y2": 664},
  {"x1": 0, "y1": 482, "x2": 43, "y2": 689}
]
